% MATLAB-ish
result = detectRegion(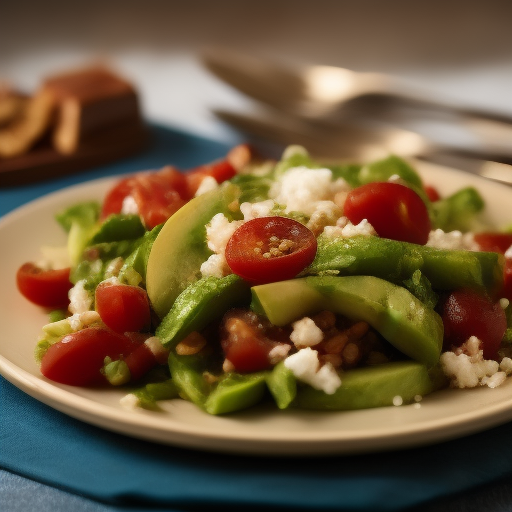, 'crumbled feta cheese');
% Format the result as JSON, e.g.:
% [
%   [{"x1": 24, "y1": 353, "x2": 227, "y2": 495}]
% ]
[
  {"x1": 200, "y1": 253, "x2": 230, "y2": 278},
  {"x1": 306, "y1": 200, "x2": 341, "y2": 234},
  {"x1": 440, "y1": 336, "x2": 504, "y2": 388},
  {"x1": 427, "y1": 229, "x2": 479, "y2": 251},
  {"x1": 323, "y1": 217, "x2": 376, "y2": 239},
  {"x1": 505, "y1": 245, "x2": 512, "y2": 259},
  {"x1": 500, "y1": 357, "x2": 512, "y2": 374},
  {"x1": 120, "y1": 393, "x2": 141, "y2": 410},
  {"x1": 68, "y1": 280, "x2": 93, "y2": 314},
  {"x1": 481, "y1": 372, "x2": 507, "y2": 389},
  {"x1": 67, "y1": 310, "x2": 101, "y2": 331},
  {"x1": 195, "y1": 176, "x2": 219, "y2": 196},
  {"x1": 240, "y1": 200, "x2": 275, "y2": 221},
  {"x1": 205, "y1": 213, "x2": 243, "y2": 254},
  {"x1": 104, "y1": 258, "x2": 124, "y2": 278},
  {"x1": 290, "y1": 317, "x2": 324, "y2": 347},
  {"x1": 500, "y1": 298, "x2": 510, "y2": 310},
  {"x1": 121, "y1": 195, "x2": 139, "y2": 215},
  {"x1": 284, "y1": 347, "x2": 341, "y2": 394},
  {"x1": 269, "y1": 166, "x2": 350, "y2": 215},
  {"x1": 268, "y1": 344, "x2": 291, "y2": 365}
]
